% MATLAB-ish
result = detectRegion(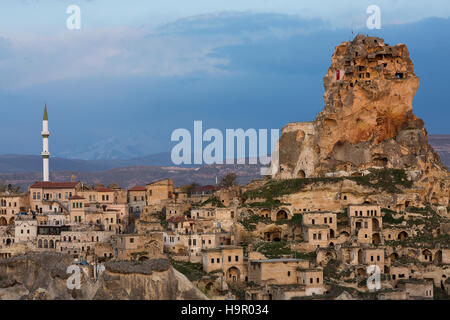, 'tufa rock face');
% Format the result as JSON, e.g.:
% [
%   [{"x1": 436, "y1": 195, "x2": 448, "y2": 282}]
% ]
[
  {"x1": 0, "y1": 252, "x2": 207, "y2": 300},
  {"x1": 276, "y1": 35, "x2": 448, "y2": 180}
]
